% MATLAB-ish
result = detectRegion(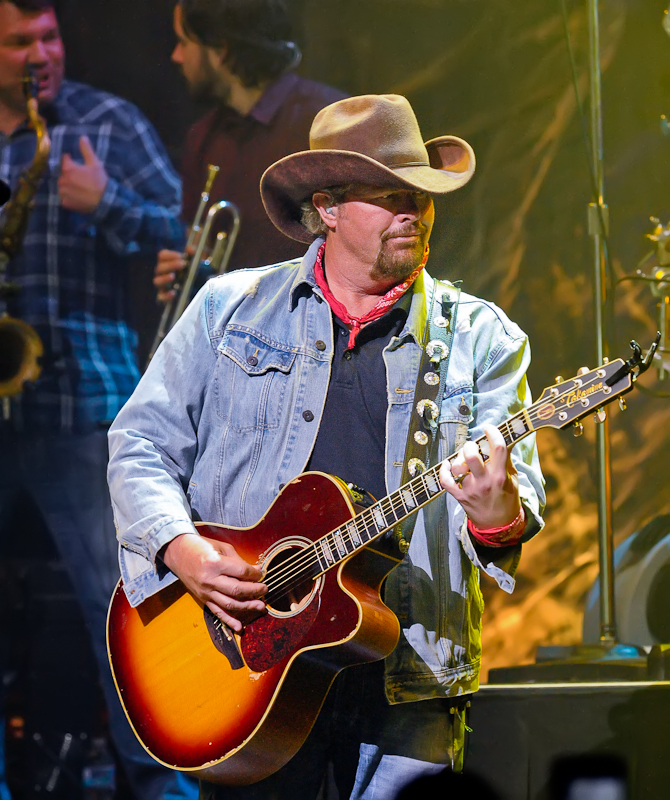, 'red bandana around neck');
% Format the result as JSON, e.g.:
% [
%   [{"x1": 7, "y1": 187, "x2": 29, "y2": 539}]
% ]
[{"x1": 313, "y1": 241, "x2": 429, "y2": 349}]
